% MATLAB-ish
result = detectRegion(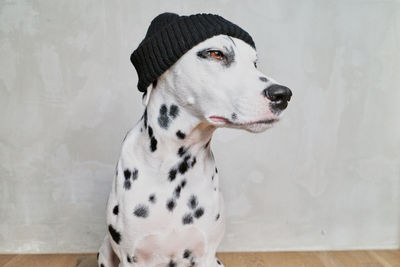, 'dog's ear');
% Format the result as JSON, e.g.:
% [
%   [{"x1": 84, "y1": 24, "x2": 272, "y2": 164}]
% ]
[{"x1": 142, "y1": 80, "x2": 157, "y2": 106}]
